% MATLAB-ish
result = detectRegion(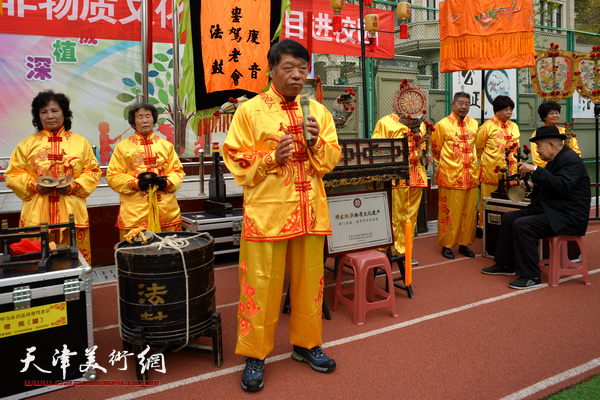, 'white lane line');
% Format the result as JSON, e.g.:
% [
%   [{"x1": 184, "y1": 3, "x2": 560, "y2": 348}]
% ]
[
  {"x1": 94, "y1": 324, "x2": 120, "y2": 332},
  {"x1": 106, "y1": 270, "x2": 600, "y2": 400},
  {"x1": 499, "y1": 357, "x2": 600, "y2": 400}
]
